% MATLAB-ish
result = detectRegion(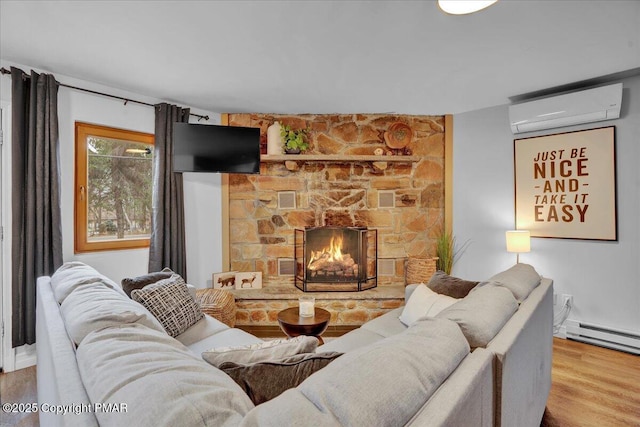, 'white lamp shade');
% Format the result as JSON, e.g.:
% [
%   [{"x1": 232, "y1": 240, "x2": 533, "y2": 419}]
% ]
[
  {"x1": 438, "y1": 0, "x2": 499, "y2": 15},
  {"x1": 506, "y1": 230, "x2": 530, "y2": 253}
]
